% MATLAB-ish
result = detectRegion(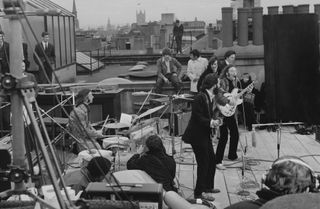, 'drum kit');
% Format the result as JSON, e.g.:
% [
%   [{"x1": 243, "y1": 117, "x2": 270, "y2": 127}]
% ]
[{"x1": 88, "y1": 92, "x2": 193, "y2": 169}]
